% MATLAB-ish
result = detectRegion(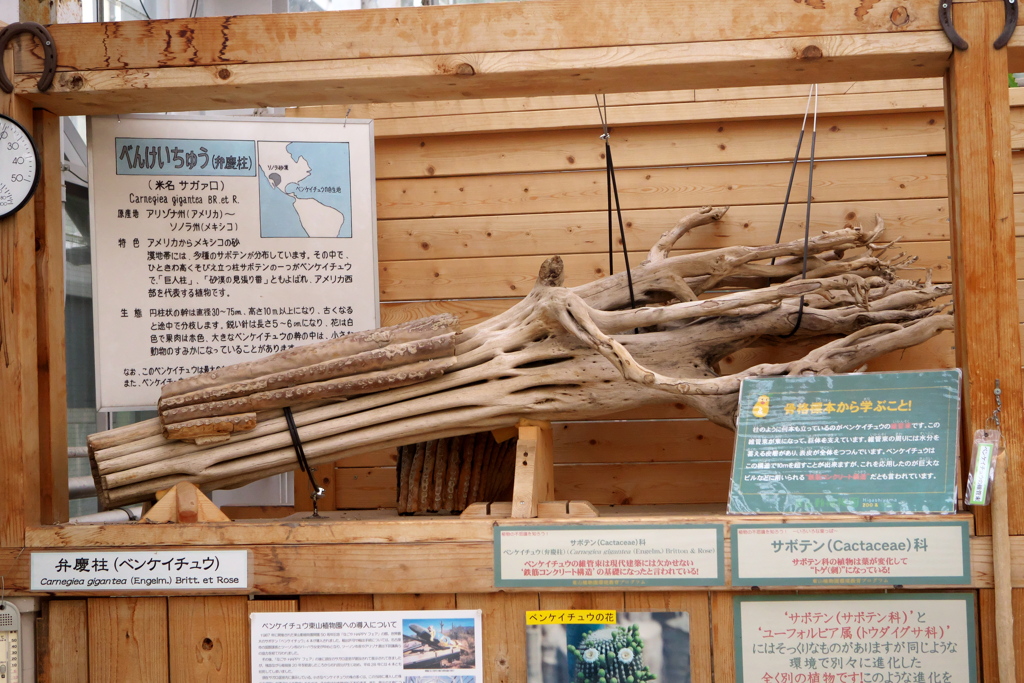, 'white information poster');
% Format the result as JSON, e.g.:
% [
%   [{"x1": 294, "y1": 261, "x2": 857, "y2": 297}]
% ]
[
  {"x1": 88, "y1": 114, "x2": 378, "y2": 409},
  {"x1": 735, "y1": 594, "x2": 977, "y2": 683},
  {"x1": 251, "y1": 609, "x2": 482, "y2": 683}
]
